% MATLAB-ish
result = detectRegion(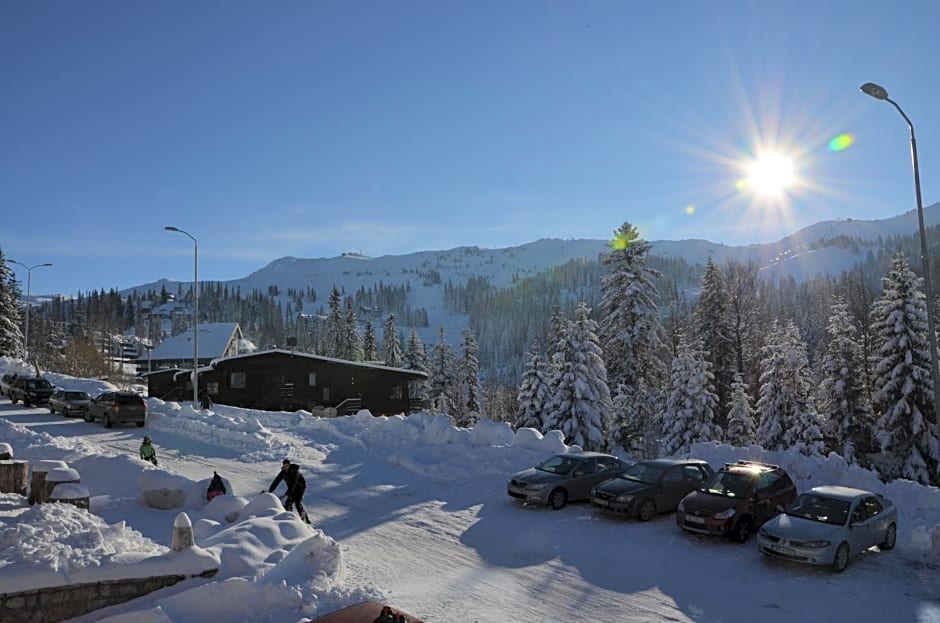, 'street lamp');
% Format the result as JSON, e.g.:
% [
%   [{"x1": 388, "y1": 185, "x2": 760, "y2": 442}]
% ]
[
  {"x1": 164, "y1": 226, "x2": 199, "y2": 405},
  {"x1": 7, "y1": 260, "x2": 52, "y2": 368},
  {"x1": 861, "y1": 81, "x2": 940, "y2": 423}
]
